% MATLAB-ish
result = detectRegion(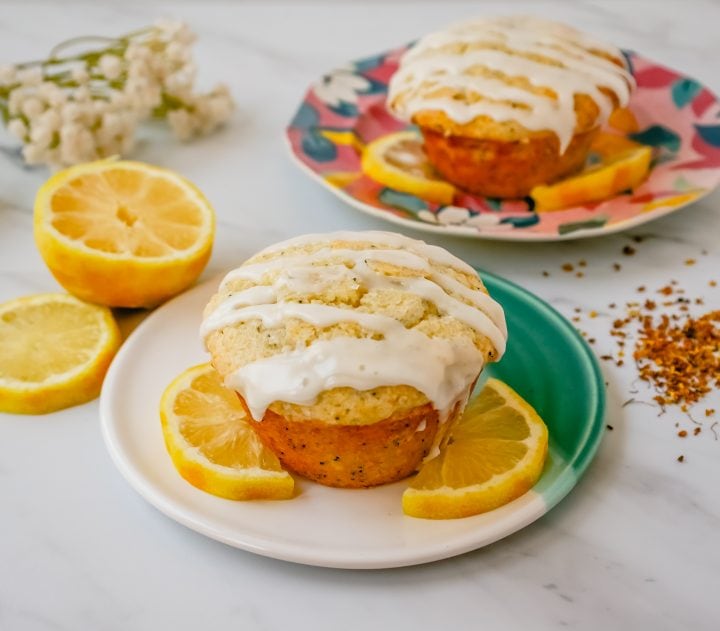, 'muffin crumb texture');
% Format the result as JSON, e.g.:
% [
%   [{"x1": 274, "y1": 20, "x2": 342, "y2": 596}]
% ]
[
  {"x1": 387, "y1": 16, "x2": 634, "y2": 147},
  {"x1": 203, "y1": 231, "x2": 505, "y2": 425}
]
